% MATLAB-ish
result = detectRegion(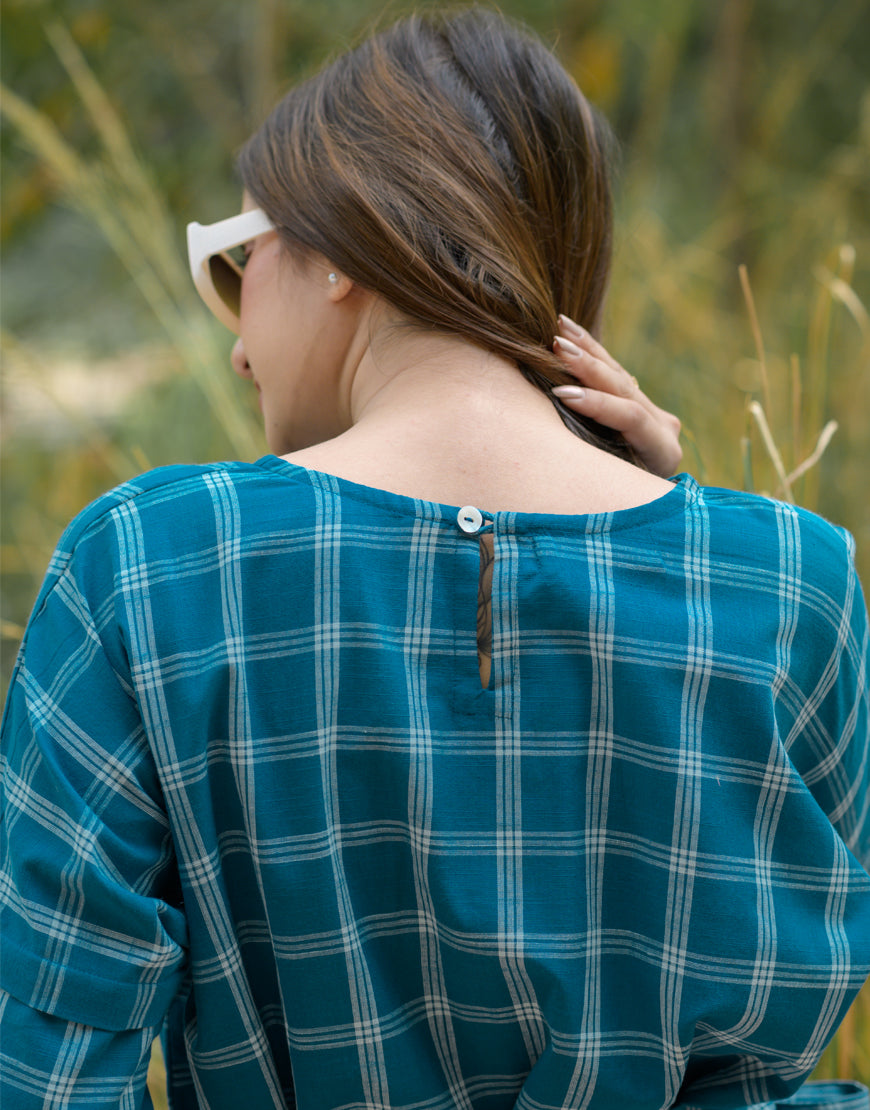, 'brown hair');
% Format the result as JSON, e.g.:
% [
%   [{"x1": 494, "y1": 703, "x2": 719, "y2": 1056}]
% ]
[{"x1": 239, "y1": 8, "x2": 635, "y2": 460}]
